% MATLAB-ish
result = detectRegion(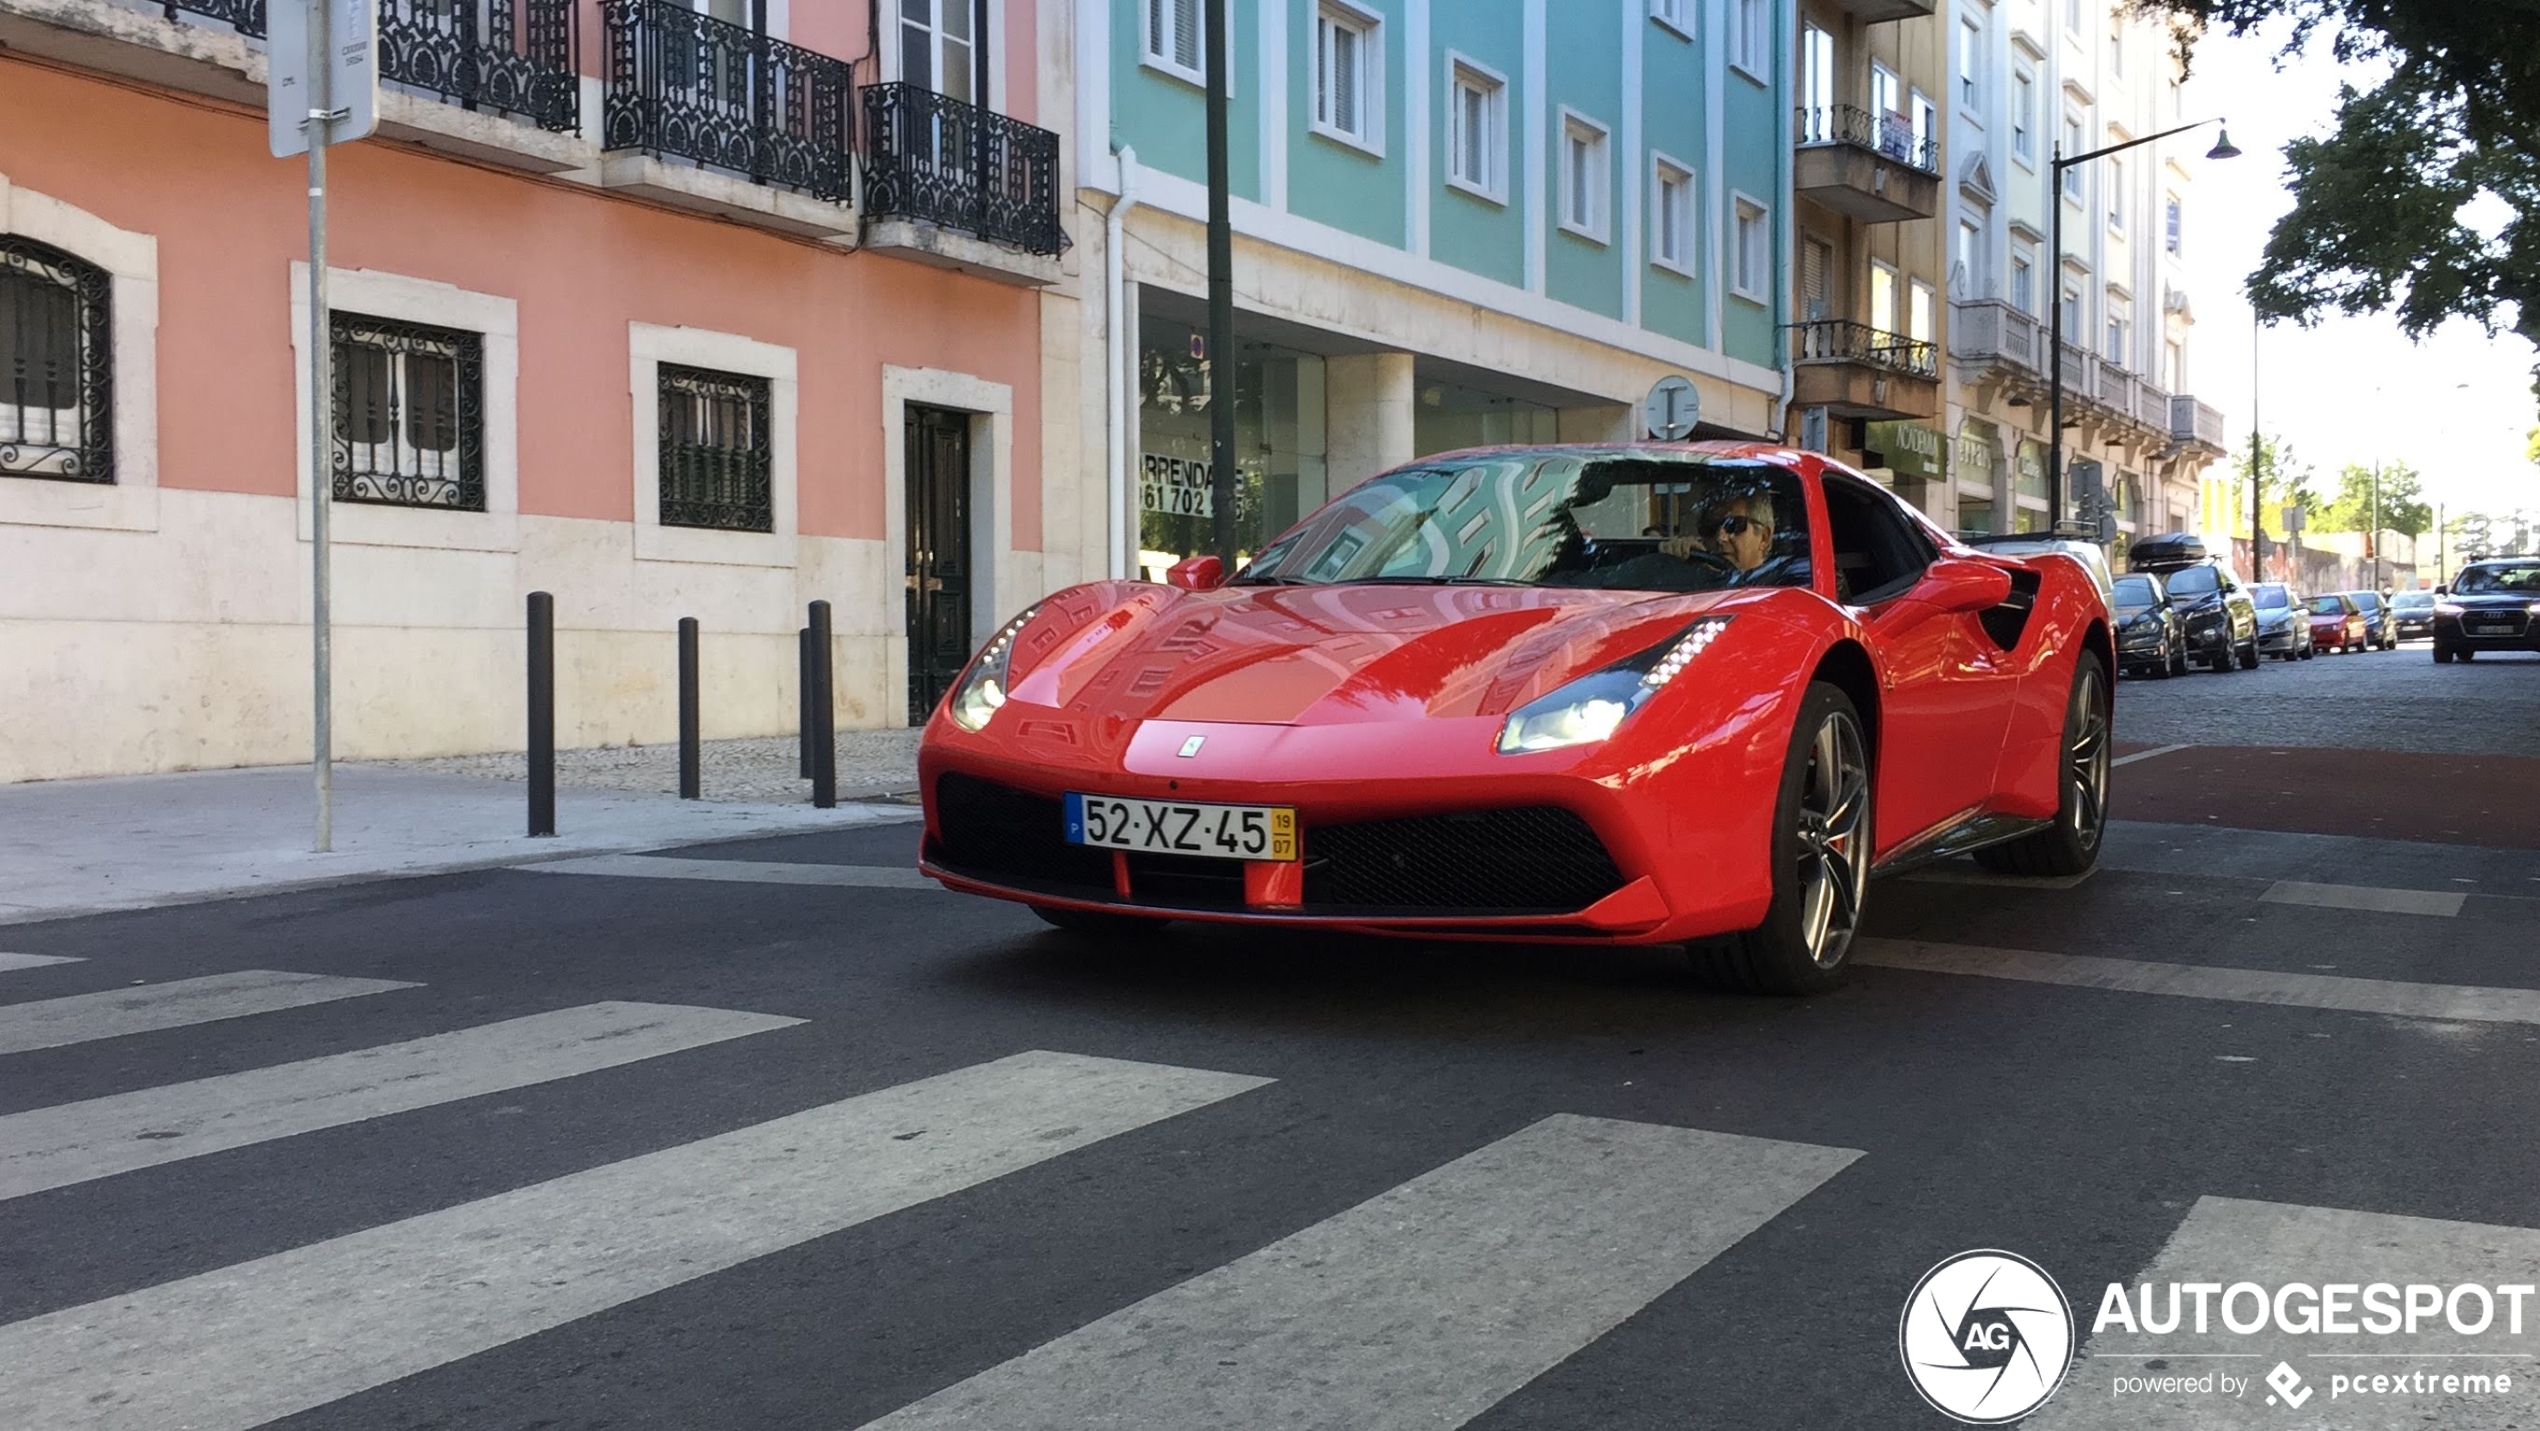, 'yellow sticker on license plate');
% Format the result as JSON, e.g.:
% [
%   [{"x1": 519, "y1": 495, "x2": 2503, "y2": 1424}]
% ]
[{"x1": 1064, "y1": 794, "x2": 1298, "y2": 861}]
